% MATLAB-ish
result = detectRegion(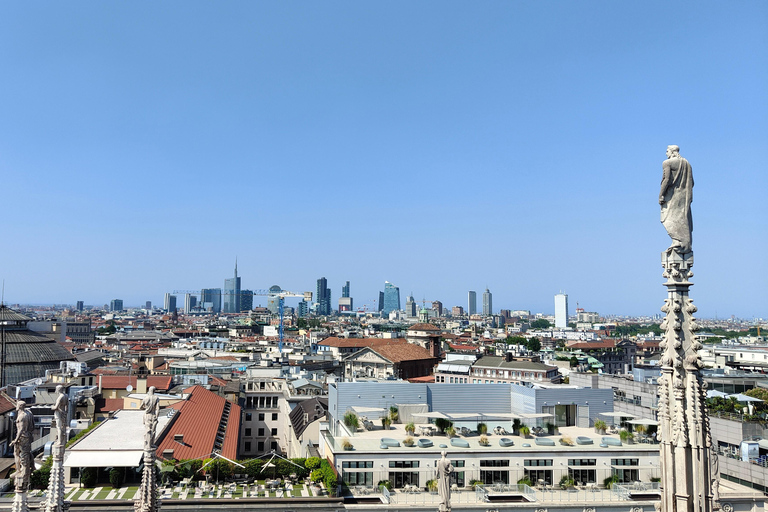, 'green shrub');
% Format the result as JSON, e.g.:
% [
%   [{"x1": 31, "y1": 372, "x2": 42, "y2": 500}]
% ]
[
  {"x1": 426, "y1": 479, "x2": 438, "y2": 492},
  {"x1": 109, "y1": 467, "x2": 125, "y2": 488},
  {"x1": 469, "y1": 479, "x2": 483, "y2": 489},
  {"x1": 377, "y1": 479, "x2": 392, "y2": 491},
  {"x1": 604, "y1": 475, "x2": 620, "y2": 489},
  {"x1": 517, "y1": 477, "x2": 533, "y2": 486},
  {"x1": 559, "y1": 475, "x2": 575, "y2": 489},
  {"x1": 30, "y1": 457, "x2": 52, "y2": 490},
  {"x1": 81, "y1": 467, "x2": 97, "y2": 488},
  {"x1": 434, "y1": 418, "x2": 453, "y2": 433},
  {"x1": 305, "y1": 457, "x2": 322, "y2": 470},
  {"x1": 343, "y1": 412, "x2": 359, "y2": 430},
  {"x1": 477, "y1": 422, "x2": 488, "y2": 435}
]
